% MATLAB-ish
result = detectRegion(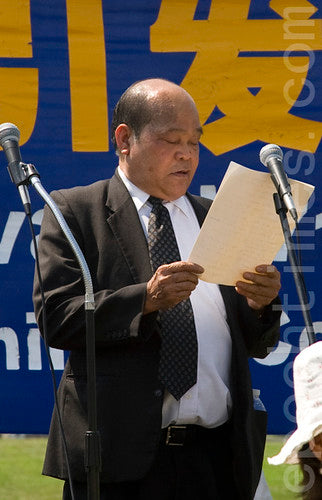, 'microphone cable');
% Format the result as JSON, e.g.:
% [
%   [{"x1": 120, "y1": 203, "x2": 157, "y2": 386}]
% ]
[
  {"x1": 0, "y1": 123, "x2": 93, "y2": 497},
  {"x1": 27, "y1": 211, "x2": 76, "y2": 500},
  {"x1": 293, "y1": 218, "x2": 312, "y2": 317}
]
